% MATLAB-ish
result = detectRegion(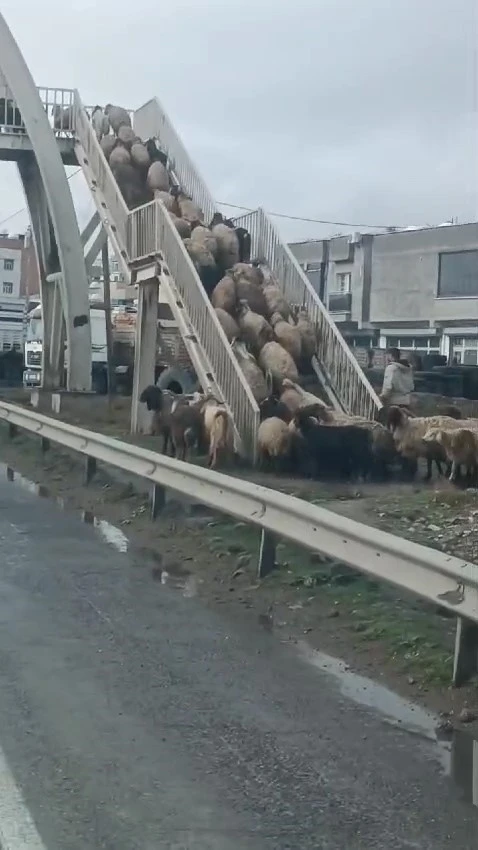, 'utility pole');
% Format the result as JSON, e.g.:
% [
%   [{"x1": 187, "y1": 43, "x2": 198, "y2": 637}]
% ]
[{"x1": 101, "y1": 240, "x2": 115, "y2": 399}]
